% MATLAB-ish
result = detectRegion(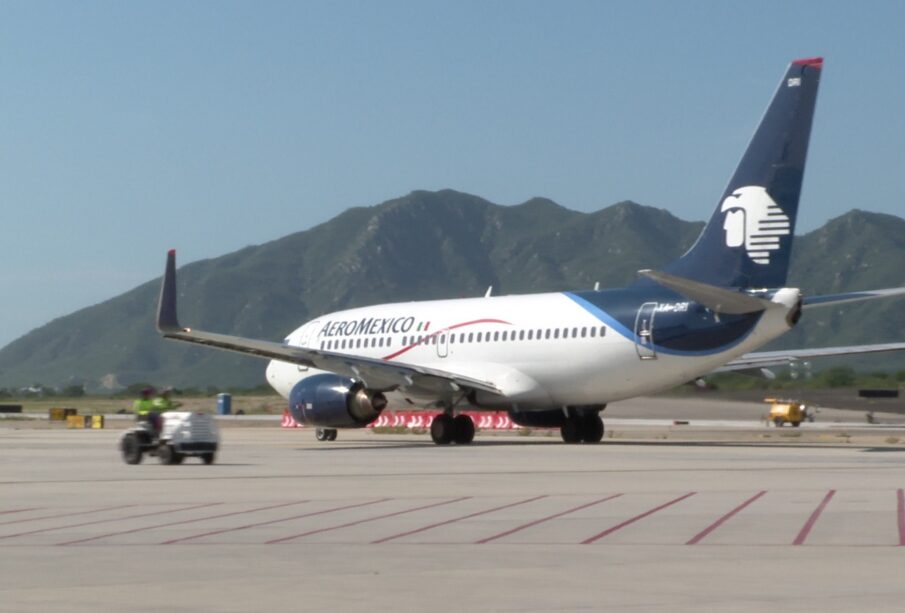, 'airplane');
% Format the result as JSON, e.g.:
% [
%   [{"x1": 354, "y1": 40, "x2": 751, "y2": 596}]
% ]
[{"x1": 157, "y1": 57, "x2": 905, "y2": 445}]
